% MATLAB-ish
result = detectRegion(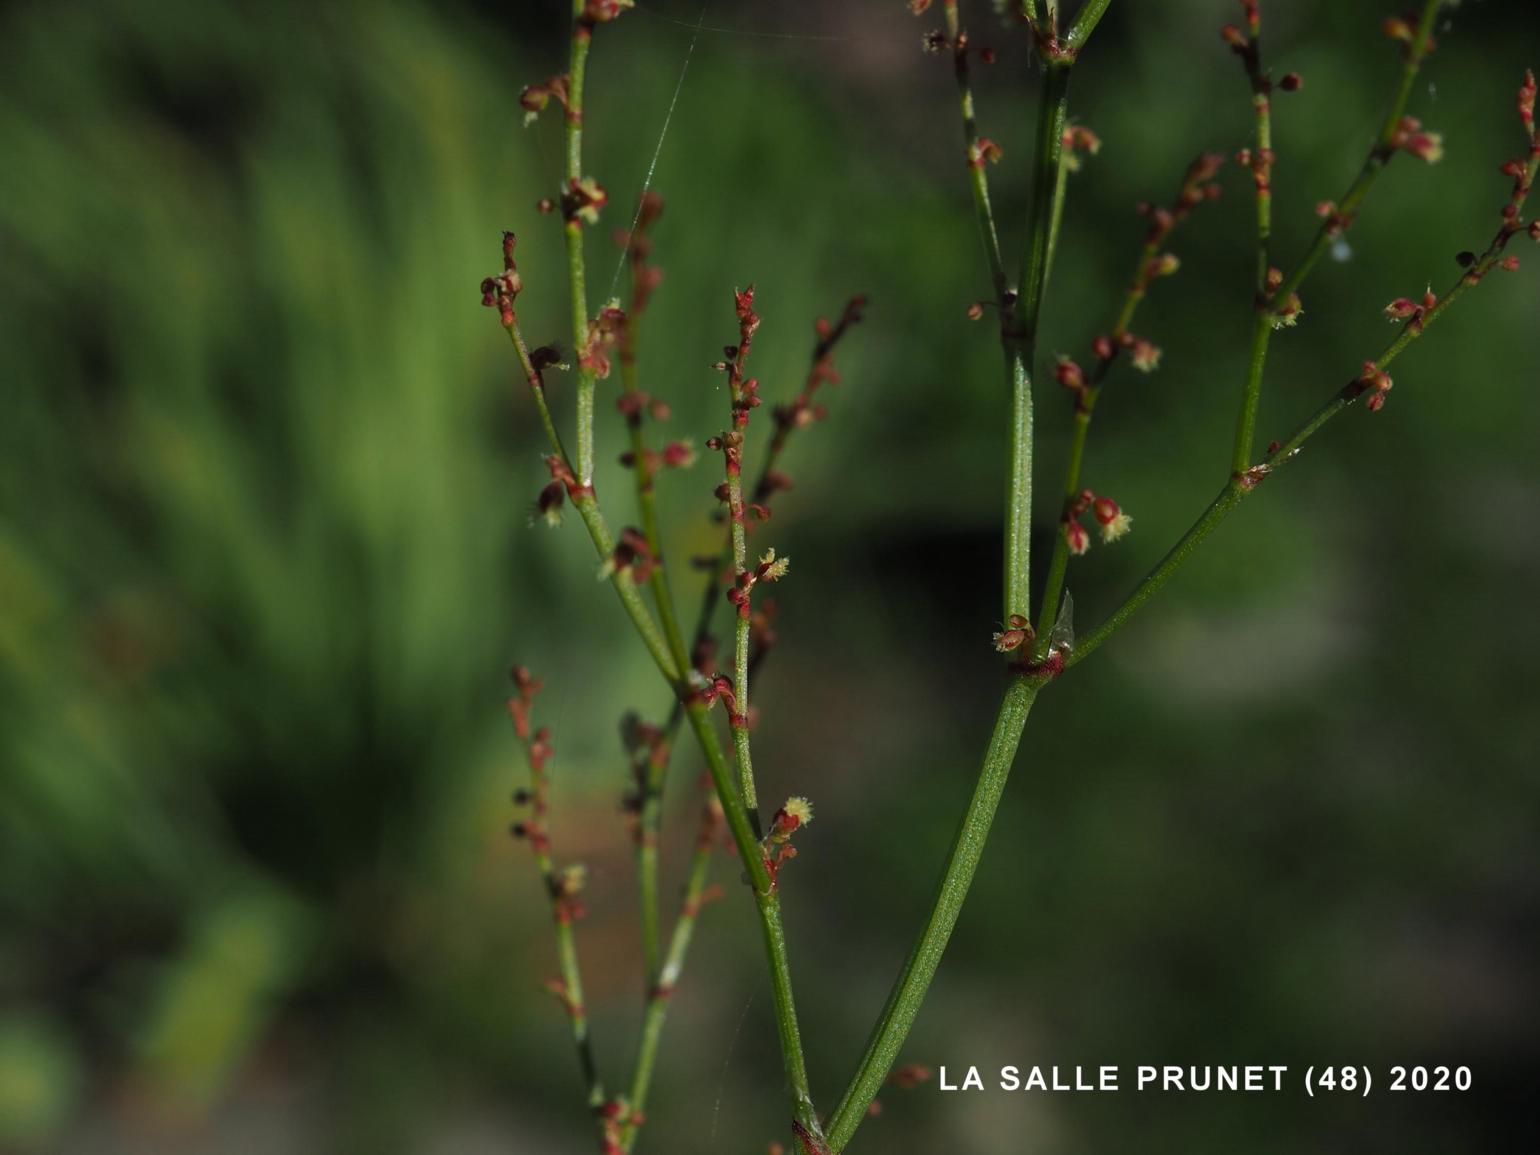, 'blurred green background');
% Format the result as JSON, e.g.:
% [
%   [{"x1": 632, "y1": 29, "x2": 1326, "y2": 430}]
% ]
[{"x1": 2, "y1": 0, "x2": 1537, "y2": 1151}]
